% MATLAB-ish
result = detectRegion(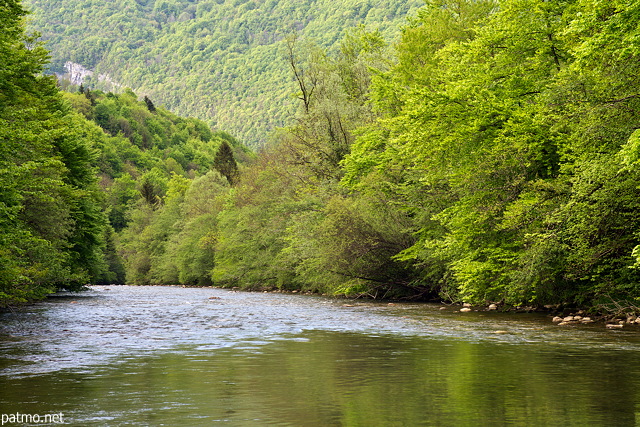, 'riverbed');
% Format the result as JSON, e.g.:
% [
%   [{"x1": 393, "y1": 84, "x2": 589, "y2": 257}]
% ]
[{"x1": 1, "y1": 285, "x2": 639, "y2": 425}]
